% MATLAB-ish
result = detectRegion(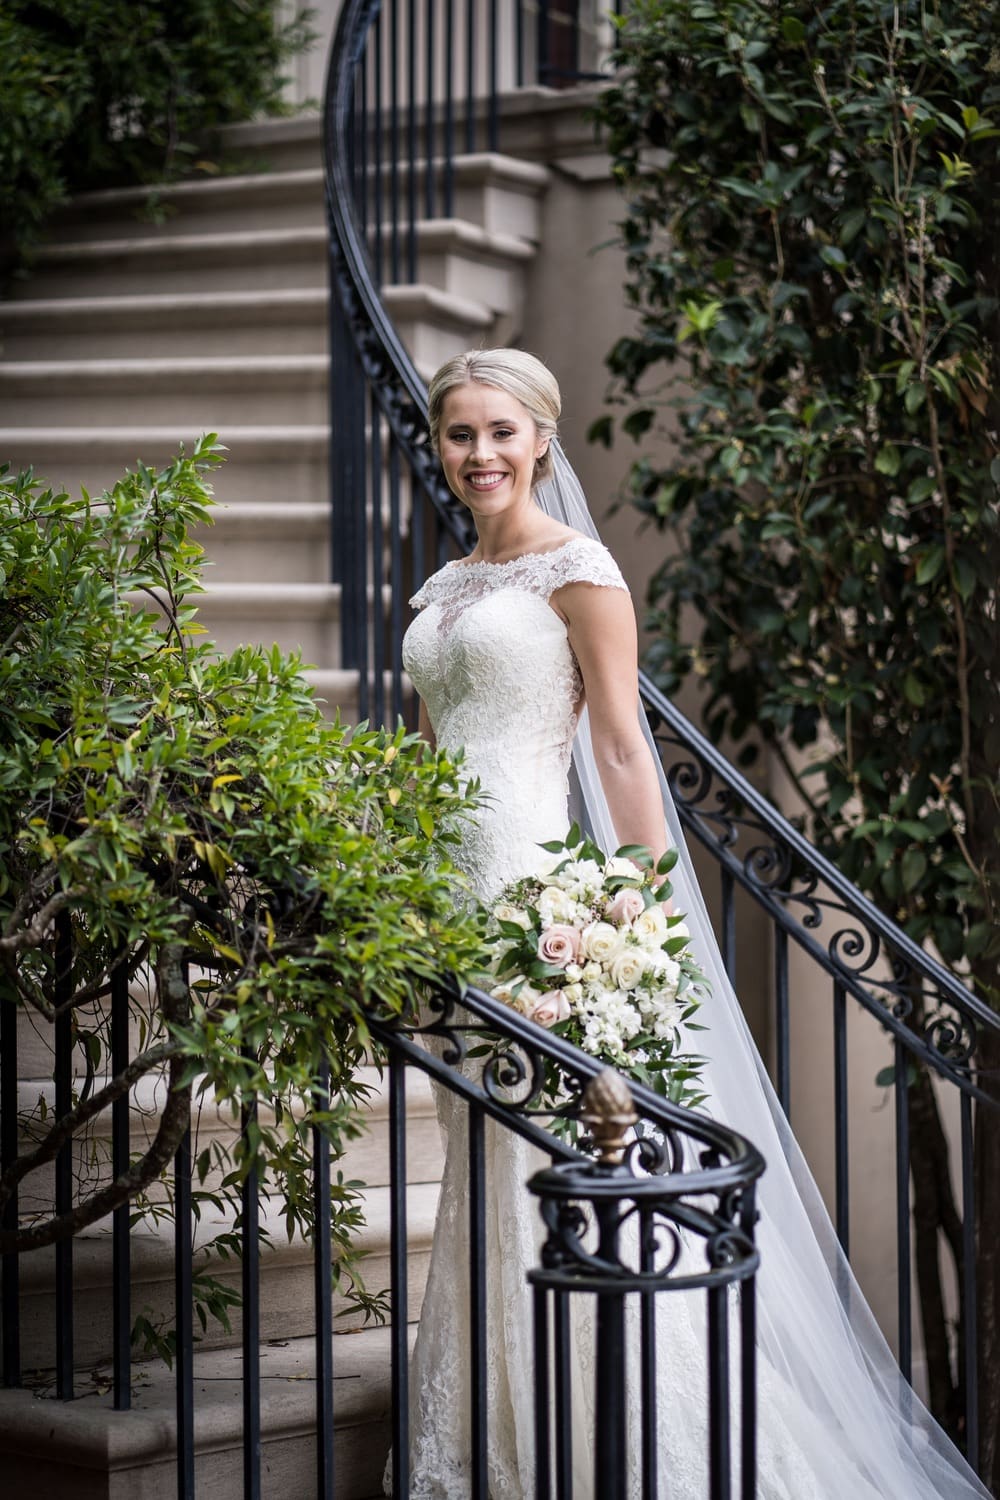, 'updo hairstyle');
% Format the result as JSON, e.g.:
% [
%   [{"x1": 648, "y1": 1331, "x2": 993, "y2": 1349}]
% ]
[{"x1": 427, "y1": 348, "x2": 561, "y2": 488}]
